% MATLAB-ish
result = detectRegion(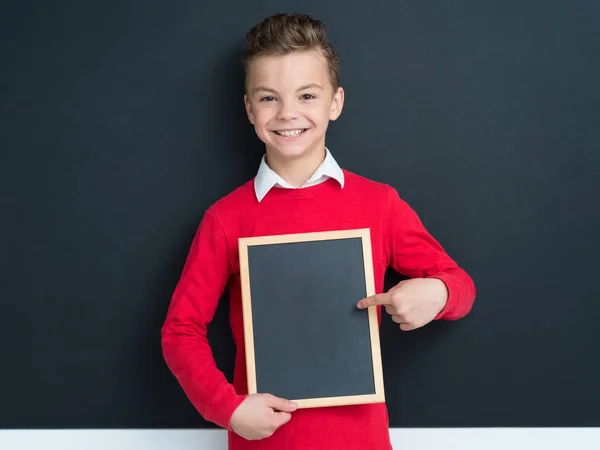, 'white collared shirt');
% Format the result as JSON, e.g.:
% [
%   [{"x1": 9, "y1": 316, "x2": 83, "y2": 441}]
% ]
[{"x1": 253, "y1": 147, "x2": 345, "y2": 202}]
